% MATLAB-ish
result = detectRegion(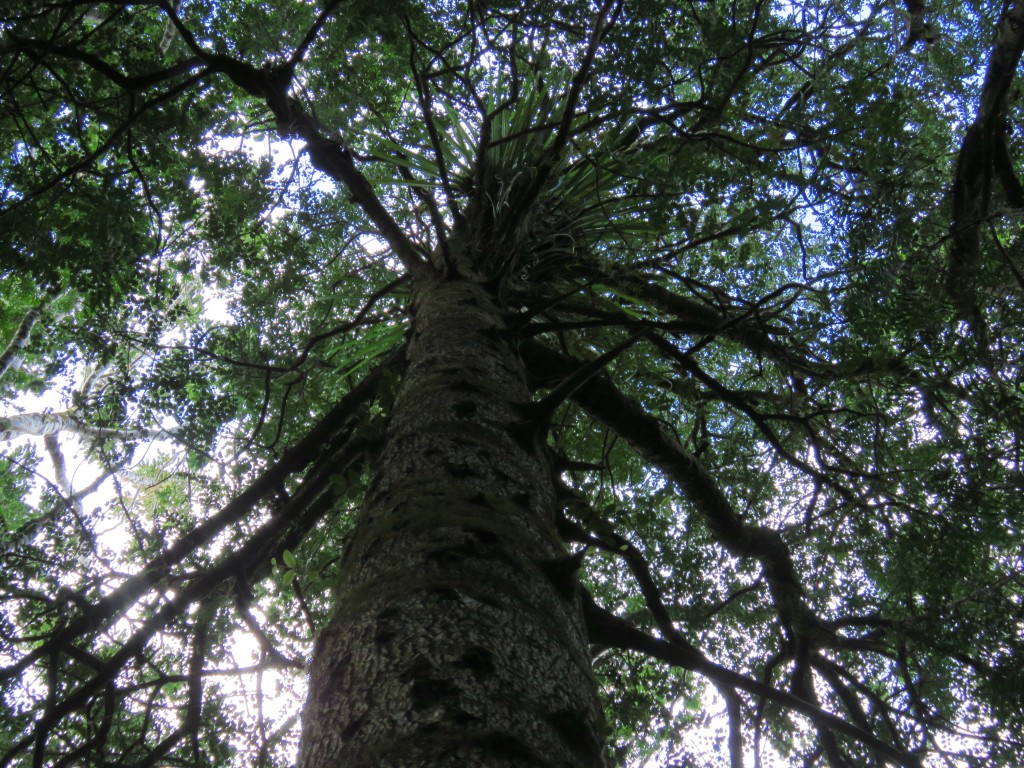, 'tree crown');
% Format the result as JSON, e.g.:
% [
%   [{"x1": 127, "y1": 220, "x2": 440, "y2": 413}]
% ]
[{"x1": 1, "y1": 1, "x2": 1022, "y2": 766}]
